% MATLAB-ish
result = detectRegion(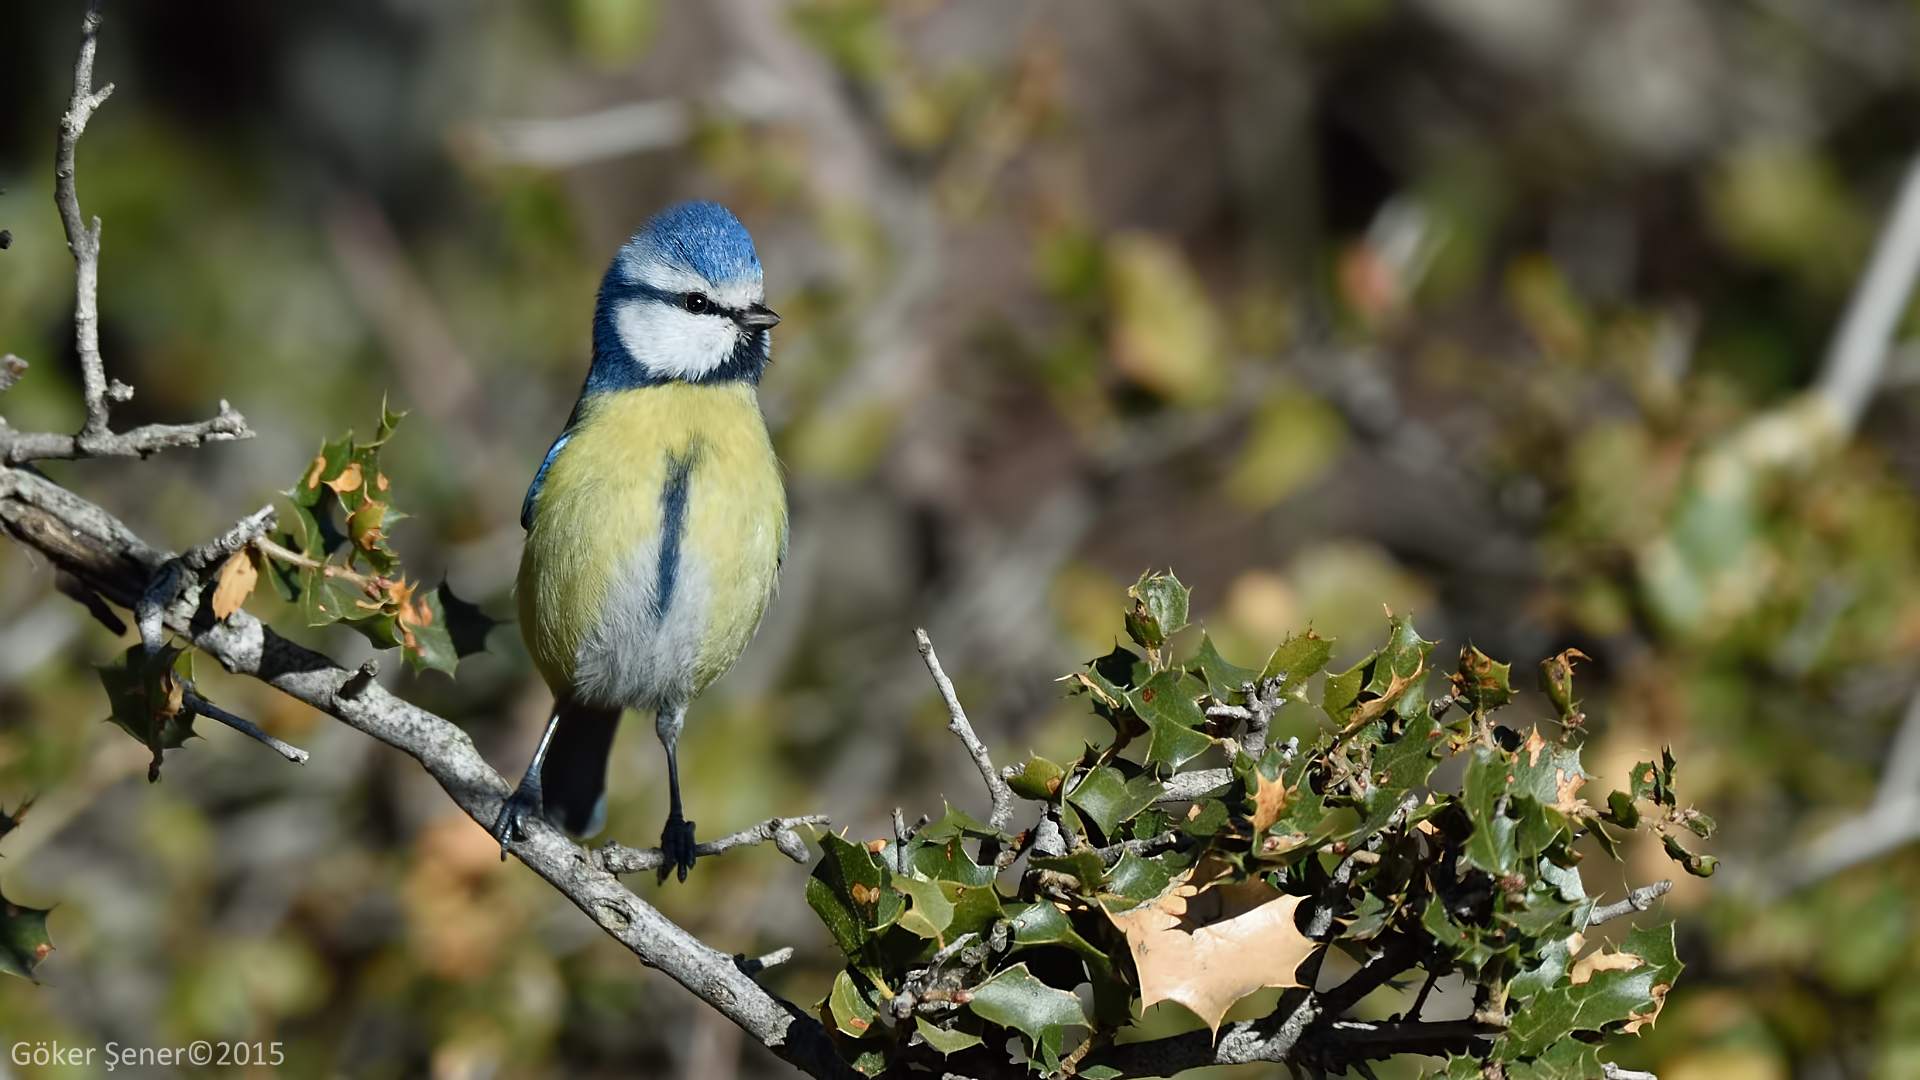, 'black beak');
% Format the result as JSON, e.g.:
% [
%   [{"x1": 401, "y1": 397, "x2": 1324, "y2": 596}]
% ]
[{"x1": 738, "y1": 304, "x2": 781, "y2": 331}]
